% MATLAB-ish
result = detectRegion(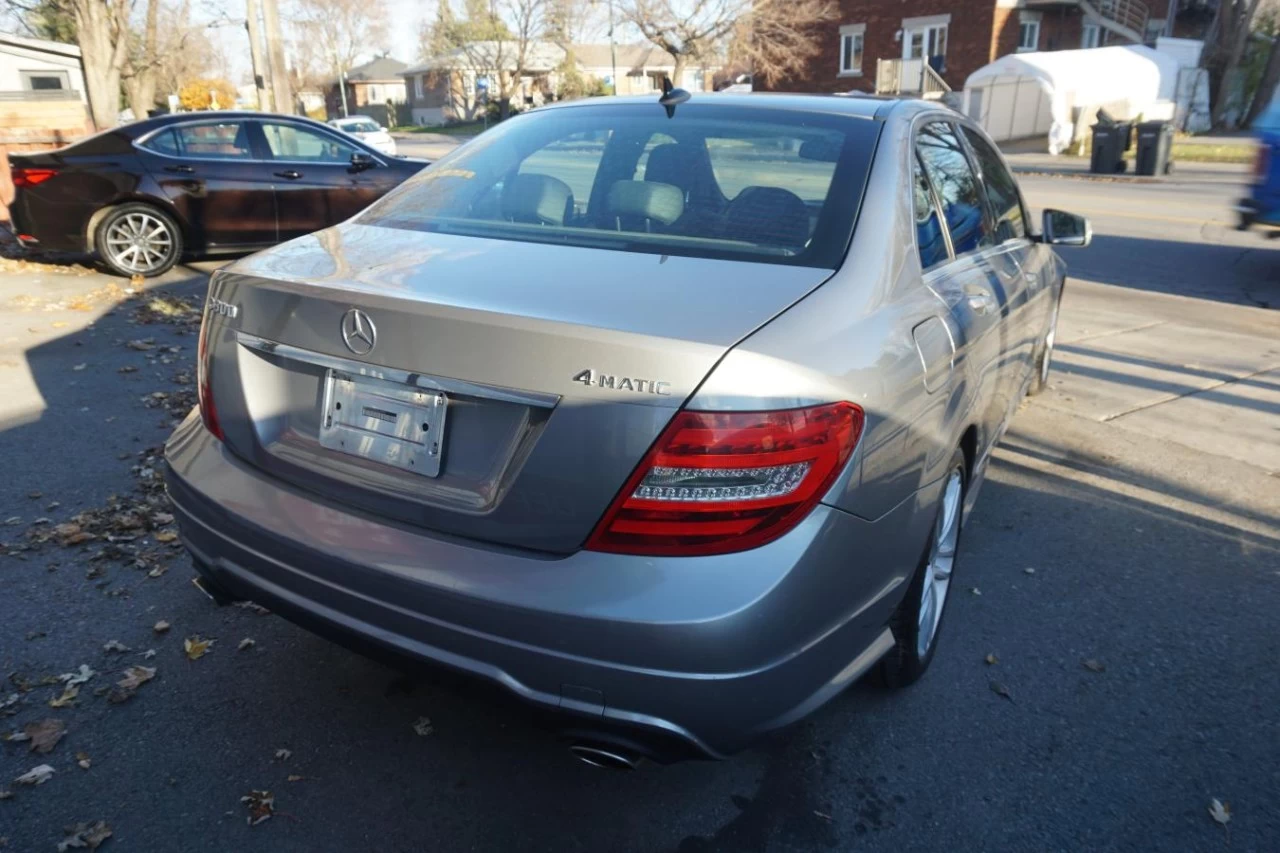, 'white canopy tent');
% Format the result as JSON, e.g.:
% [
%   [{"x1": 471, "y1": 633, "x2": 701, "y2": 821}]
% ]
[{"x1": 963, "y1": 45, "x2": 1181, "y2": 154}]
